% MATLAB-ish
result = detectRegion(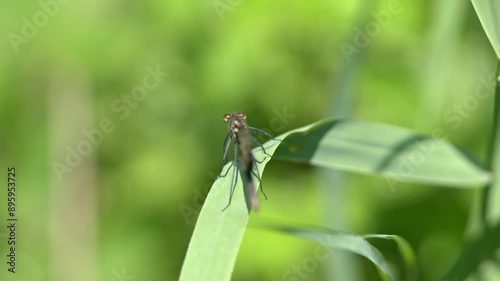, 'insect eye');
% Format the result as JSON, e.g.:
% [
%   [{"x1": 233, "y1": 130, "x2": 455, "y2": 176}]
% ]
[
  {"x1": 235, "y1": 112, "x2": 246, "y2": 119},
  {"x1": 223, "y1": 114, "x2": 230, "y2": 122}
]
